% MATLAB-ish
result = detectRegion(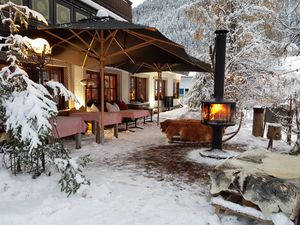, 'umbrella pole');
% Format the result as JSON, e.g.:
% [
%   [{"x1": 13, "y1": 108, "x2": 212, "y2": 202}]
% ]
[
  {"x1": 99, "y1": 30, "x2": 105, "y2": 145},
  {"x1": 100, "y1": 58, "x2": 105, "y2": 145},
  {"x1": 157, "y1": 70, "x2": 162, "y2": 126}
]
